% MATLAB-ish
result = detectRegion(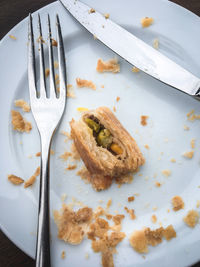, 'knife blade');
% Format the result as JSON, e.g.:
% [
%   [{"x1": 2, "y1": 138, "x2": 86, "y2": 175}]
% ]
[{"x1": 59, "y1": 0, "x2": 200, "y2": 97}]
